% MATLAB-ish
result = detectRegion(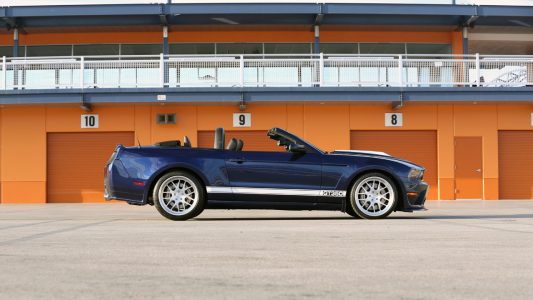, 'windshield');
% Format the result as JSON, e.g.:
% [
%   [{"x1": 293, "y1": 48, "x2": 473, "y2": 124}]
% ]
[{"x1": 268, "y1": 127, "x2": 325, "y2": 154}]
